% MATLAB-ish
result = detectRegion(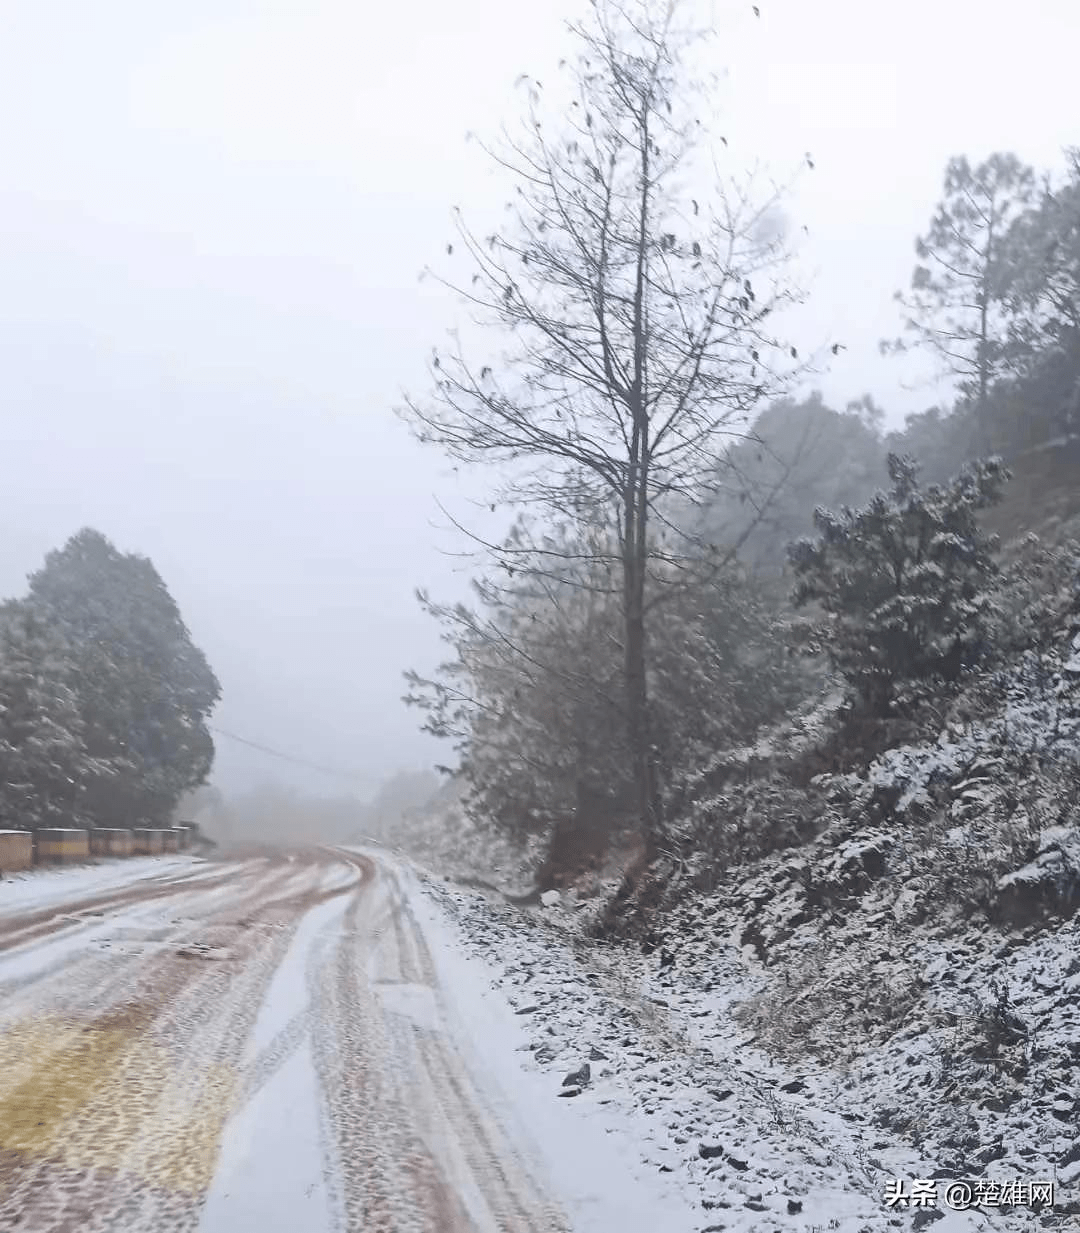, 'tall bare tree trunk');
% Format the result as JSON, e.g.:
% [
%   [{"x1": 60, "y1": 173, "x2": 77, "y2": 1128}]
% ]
[
  {"x1": 976, "y1": 215, "x2": 995, "y2": 454},
  {"x1": 623, "y1": 593, "x2": 661, "y2": 858},
  {"x1": 622, "y1": 408, "x2": 662, "y2": 858}
]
